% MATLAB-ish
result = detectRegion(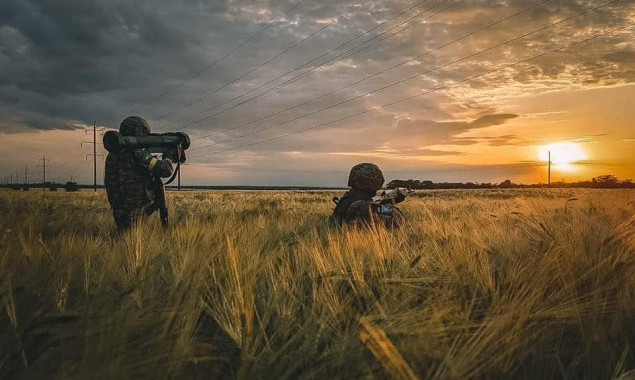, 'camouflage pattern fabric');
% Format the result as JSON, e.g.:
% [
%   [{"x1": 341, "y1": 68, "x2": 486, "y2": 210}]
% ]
[
  {"x1": 120, "y1": 116, "x2": 151, "y2": 136},
  {"x1": 104, "y1": 116, "x2": 174, "y2": 232},
  {"x1": 332, "y1": 190, "x2": 404, "y2": 228},
  {"x1": 105, "y1": 149, "x2": 173, "y2": 232},
  {"x1": 333, "y1": 163, "x2": 403, "y2": 228},
  {"x1": 348, "y1": 163, "x2": 384, "y2": 192}
]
